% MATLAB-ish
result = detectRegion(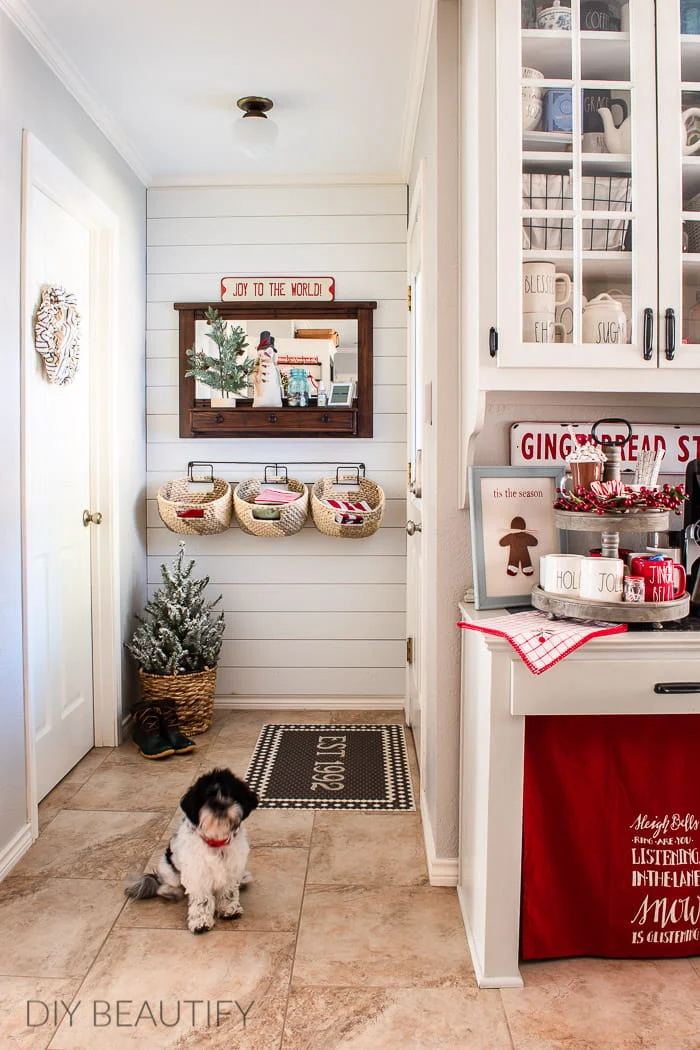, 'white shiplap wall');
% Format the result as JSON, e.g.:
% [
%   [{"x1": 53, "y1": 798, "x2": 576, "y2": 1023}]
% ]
[{"x1": 146, "y1": 184, "x2": 408, "y2": 701}]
